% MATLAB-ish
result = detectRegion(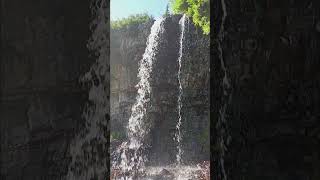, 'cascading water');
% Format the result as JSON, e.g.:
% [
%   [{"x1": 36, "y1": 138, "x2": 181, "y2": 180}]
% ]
[
  {"x1": 112, "y1": 14, "x2": 209, "y2": 180},
  {"x1": 118, "y1": 17, "x2": 165, "y2": 180},
  {"x1": 175, "y1": 14, "x2": 187, "y2": 166}
]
